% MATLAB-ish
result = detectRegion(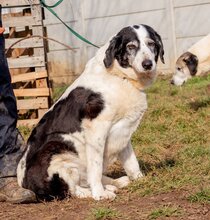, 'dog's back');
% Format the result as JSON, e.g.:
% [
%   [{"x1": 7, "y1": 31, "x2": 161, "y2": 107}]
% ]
[{"x1": 188, "y1": 34, "x2": 210, "y2": 62}]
